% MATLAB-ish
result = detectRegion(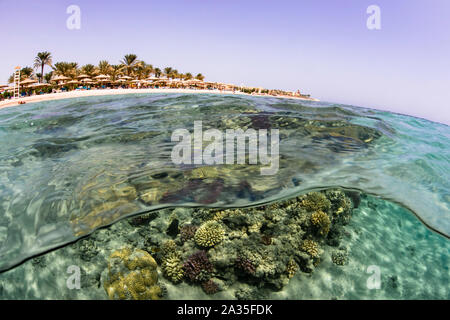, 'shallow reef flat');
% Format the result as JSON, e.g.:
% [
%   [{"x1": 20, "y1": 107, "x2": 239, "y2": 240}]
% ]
[{"x1": 0, "y1": 188, "x2": 448, "y2": 300}]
